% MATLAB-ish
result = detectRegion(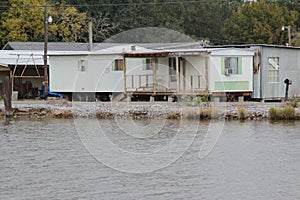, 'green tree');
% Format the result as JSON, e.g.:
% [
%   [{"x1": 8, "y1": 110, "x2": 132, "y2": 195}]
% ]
[
  {"x1": 49, "y1": 1, "x2": 87, "y2": 42},
  {"x1": 0, "y1": 0, "x2": 87, "y2": 43},
  {"x1": 65, "y1": 0, "x2": 245, "y2": 44},
  {"x1": 183, "y1": 1, "x2": 241, "y2": 43},
  {"x1": 0, "y1": 0, "x2": 9, "y2": 47},
  {"x1": 110, "y1": 0, "x2": 184, "y2": 35},
  {"x1": 222, "y1": 0, "x2": 298, "y2": 45},
  {"x1": 1, "y1": 0, "x2": 46, "y2": 42}
]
